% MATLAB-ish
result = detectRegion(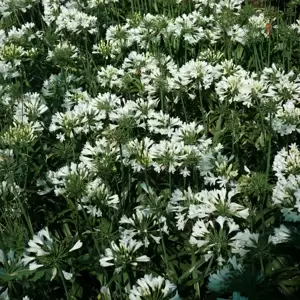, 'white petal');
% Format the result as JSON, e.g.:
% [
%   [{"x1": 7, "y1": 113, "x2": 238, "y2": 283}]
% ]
[
  {"x1": 99, "y1": 257, "x2": 114, "y2": 267},
  {"x1": 136, "y1": 255, "x2": 150, "y2": 262},
  {"x1": 69, "y1": 240, "x2": 83, "y2": 252},
  {"x1": 51, "y1": 267, "x2": 57, "y2": 281},
  {"x1": 62, "y1": 270, "x2": 73, "y2": 281},
  {"x1": 0, "y1": 249, "x2": 4, "y2": 264},
  {"x1": 22, "y1": 255, "x2": 35, "y2": 266},
  {"x1": 29, "y1": 262, "x2": 43, "y2": 270}
]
